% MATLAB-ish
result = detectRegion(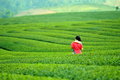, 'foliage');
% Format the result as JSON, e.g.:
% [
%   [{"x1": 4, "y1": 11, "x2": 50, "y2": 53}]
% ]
[
  {"x1": 0, "y1": 11, "x2": 120, "y2": 24},
  {"x1": 0, "y1": 11, "x2": 120, "y2": 80}
]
